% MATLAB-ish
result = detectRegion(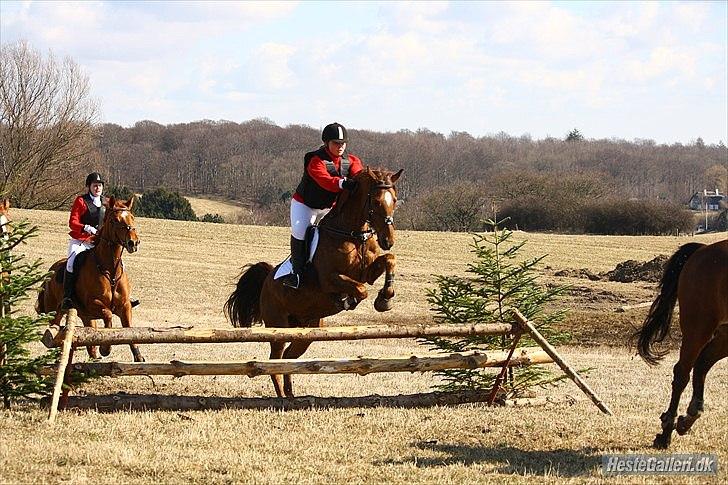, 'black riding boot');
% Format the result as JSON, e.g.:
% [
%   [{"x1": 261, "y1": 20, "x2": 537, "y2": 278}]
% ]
[
  {"x1": 281, "y1": 236, "x2": 307, "y2": 289},
  {"x1": 61, "y1": 270, "x2": 77, "y2": 310}
]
